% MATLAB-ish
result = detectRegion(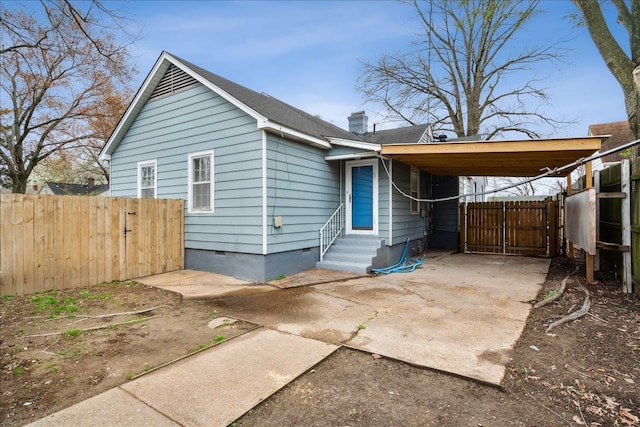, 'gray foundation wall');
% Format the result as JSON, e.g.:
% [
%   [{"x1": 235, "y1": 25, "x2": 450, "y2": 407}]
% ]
[
  {"x1": 372, "y1": 237, "x2": 428, "y2": 269},
  {"x1": 185, "y1": 247, "x2": 320, "y2": 282}
]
